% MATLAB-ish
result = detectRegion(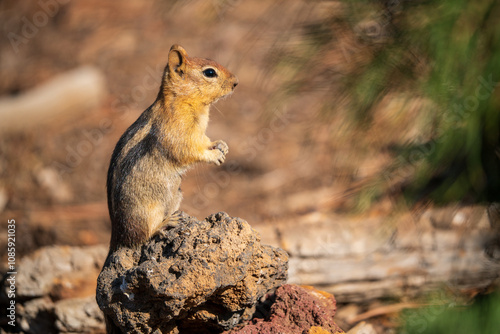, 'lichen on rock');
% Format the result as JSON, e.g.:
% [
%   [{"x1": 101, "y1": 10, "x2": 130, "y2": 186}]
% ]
[{"x1": 96, "y1": 212, "x2": 289, "y2": 333}]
